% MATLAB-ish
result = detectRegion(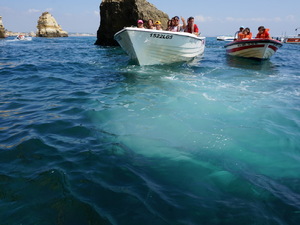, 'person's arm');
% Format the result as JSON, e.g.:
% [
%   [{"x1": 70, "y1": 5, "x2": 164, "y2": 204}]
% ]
[
  {"x1": 234, "y1": 31, "x2": 239, "y2": 39},
  {"x1": 181, "y1": 17, "x2": 186, "y2": 30},
  {"x1": 238, "y1": 32, "x2": 244, "y2": 40},
  {"x1": 194, "y1": 24, "x2": 199, "y2": 36}
]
